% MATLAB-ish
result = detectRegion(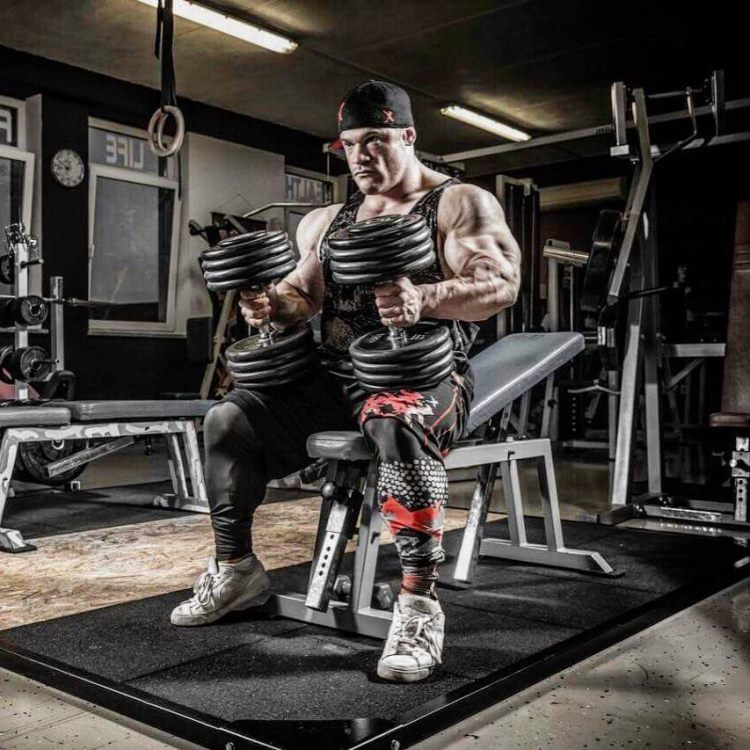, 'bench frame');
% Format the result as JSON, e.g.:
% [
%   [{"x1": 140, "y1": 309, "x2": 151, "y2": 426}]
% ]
[
  {"x1": 0, "y1": 419, "x2": 208, "y2": 553},
  {"x1": 260, "y1": 381, "x2": 617, "y2": 640}
]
